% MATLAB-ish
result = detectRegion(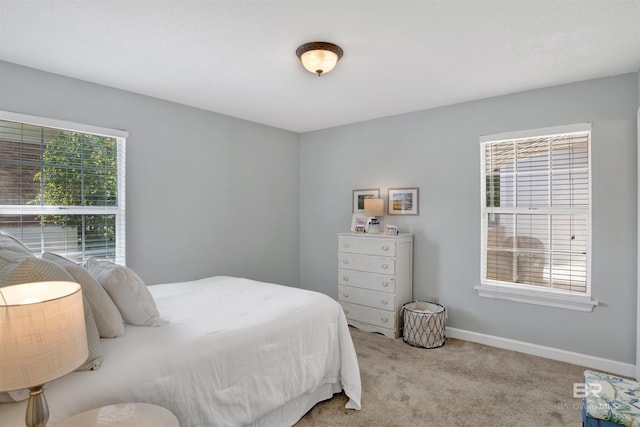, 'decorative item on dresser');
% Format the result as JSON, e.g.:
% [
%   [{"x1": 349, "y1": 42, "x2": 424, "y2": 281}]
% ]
[
  {"x1": 337, "y1": 232, "x2": 413, "y2": 338},
  {"x1": 363, "y1": 198, "x2": 384, "y2": 234}
]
